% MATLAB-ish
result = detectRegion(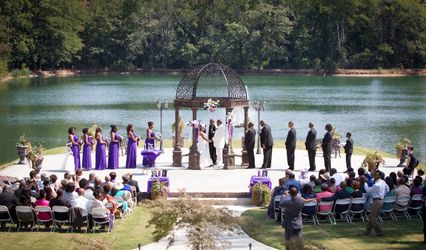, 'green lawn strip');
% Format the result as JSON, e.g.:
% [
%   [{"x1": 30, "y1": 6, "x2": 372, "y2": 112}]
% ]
[
  {"x1": 240, "y1": 208, "x2": 424, "y2": 250},
  {"x1": 0, "y1": 204, "x2": 156, "y2": 250}
]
